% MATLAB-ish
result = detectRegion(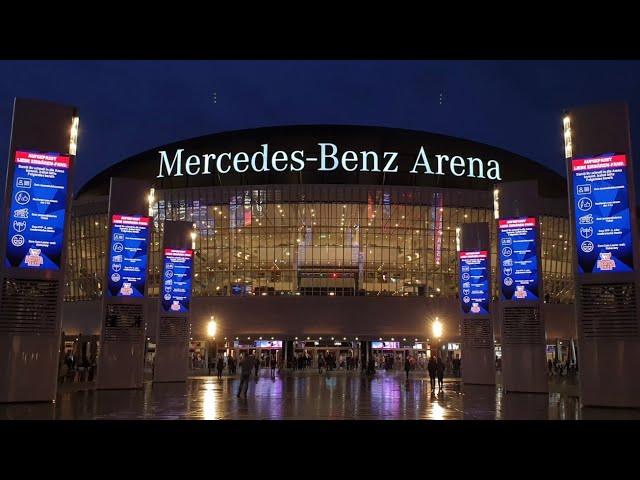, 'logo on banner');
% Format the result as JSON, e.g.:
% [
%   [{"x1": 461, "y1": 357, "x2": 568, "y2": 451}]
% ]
[
  {"x1": 581, "y1": 241, "x2": 594, "y2": 253},
  {"x1": 461, "y1": 273, "x2": 470, "y2": 281},
  {"x1": 112, "y1": 263, "x2": 122, "y2": 272},
  {"x1": 16, "y1": 177, "x2": 32, "y2": 188},
  {"x1": 15, "y1": 191, "x2": 30, "y2": 205},
  {"x1": 120, "y1": 282, "x2": 133, "y2": 296},
  {"x1": 113, "y1": 243, "x2": 124, "y2": 253},
  {"x1": 504, "y1": 277, "x2": 513, "y2": 286},
  {"x1": 503, "y1": 267, "x2": 512, "y2": 276},
  {"x1": 576, "y1": 184, "x2": 591, "y2": 195},
  {"x1": 596, "y1": 252, "x2": 616, "y2": 271},
  {"x1": 502, "y1": 247, "x2": 512, "y2": 257},
  {"x1": 25, "y1": 248, "x2": 43, "y2": 266},
  {"x1": 112, "y1": 255, "x2": 123, "y2": 263},
  {"x1": 462, "y1": 289, "x2": 470, "y2": 295},
  {"x1": 461, "y1": 265, "x2": 469, "y2": 272},
  {"x1": 470, "y1": 303, "x2": 480, "y2": 313},
  {"x1": 579, "y1": 214, "x2": 593, "y2": 225},
  {"x1": 462, "y1": 282, "x2": 470, "y2": 289},
  {"x1": 111, "y1": 273, "x2": 121, "y2": 282},
  {"x1": 164, "y1": 286, "x2": 172, "y2": 293},
  {"x1": 579, "y1": 226, "x2": 593, "y2": 239},
  {"x1": 165, "y1": 279, "x2": 173, "y2": 285},
  {"x1": 462, "y1": 296, "x2": 470, "y2": 303},
  {"x1": 502, "y1": 258, "x2": 513, "y2": 267},
  {"x1": 514, "y1": 286, "x2": 527, "y2": 299},
  {"x1": 170, "y1": 301, "x2": 181, "y2": 311},
  {"x1": 577, "y1": 198, "x2": 592, "y2": 211},
  {"x1": 501, "y1": 237, "x2": 512, "y2": 246},
  {"x1": 164, "y1": 293, "x2": 172, "y2": 300},
  {"x1": 166, "y1": 263, "x2": 174, "y2": 269},
  {"x1": 12, "y1": 220, "x2": 27, "y2": 232},
  {"x1": 13, "y1": 208, "x2": 29, "y2": 219},
  {"x1": 11, "y1": 235, "x2": 25, "y2": 247},
  {"x1": 113, "y1": 233, "x2": 124, "y2": 241},
  {"x1": 165, "y1": 270, "x2": 174, "y2": 278}
]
